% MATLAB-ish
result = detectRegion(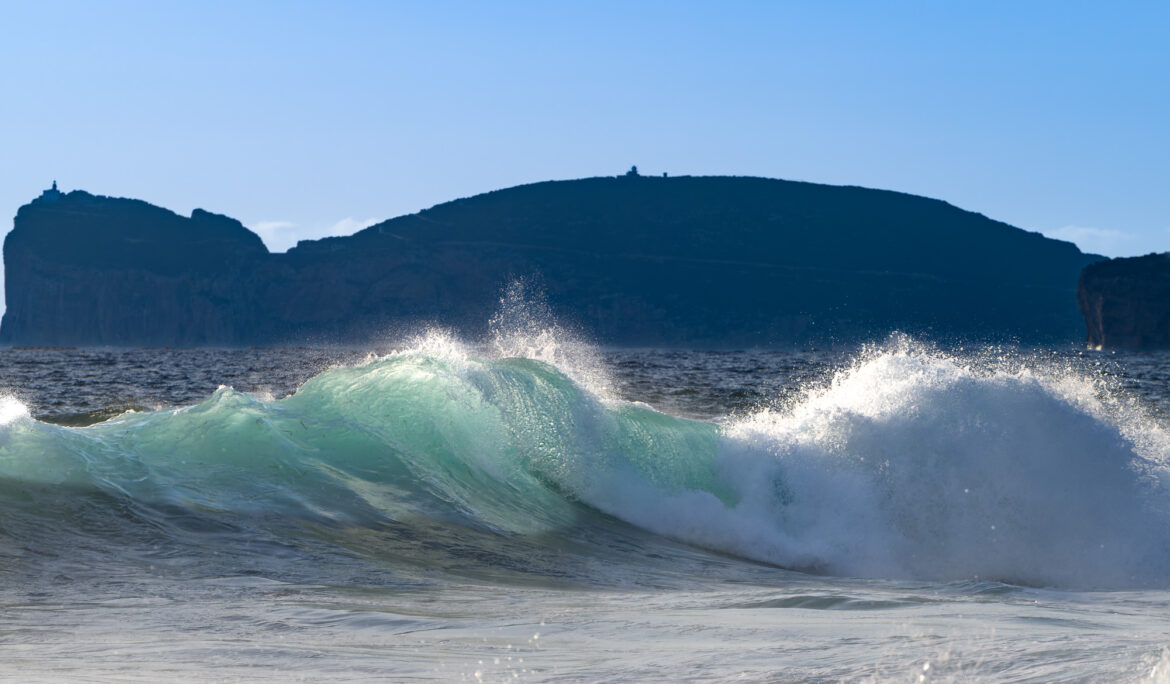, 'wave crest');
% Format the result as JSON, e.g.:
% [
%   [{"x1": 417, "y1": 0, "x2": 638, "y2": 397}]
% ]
[{"x1": 0, "y1": 336, "x2": 1167, "y2": 588}]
